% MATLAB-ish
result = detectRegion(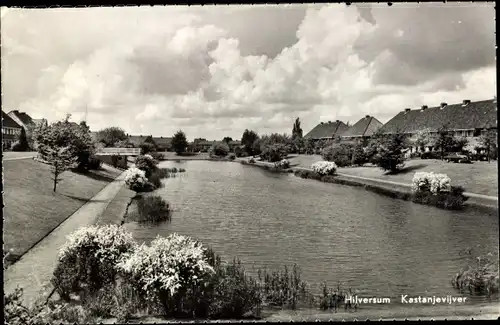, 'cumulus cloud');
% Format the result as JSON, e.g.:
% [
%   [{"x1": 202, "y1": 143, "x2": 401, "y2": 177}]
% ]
[{"x1": 1, "y1": 3, "x2": 495, "y2": 140}]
